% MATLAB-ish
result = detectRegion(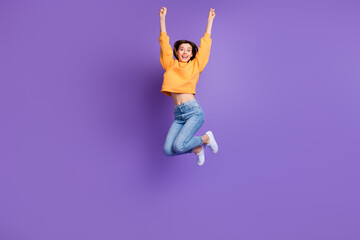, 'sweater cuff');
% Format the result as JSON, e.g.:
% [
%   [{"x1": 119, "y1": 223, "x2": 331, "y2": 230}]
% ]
[
  {"x1": 204, "y1": 33, "x2": 211, "y2": 38},
  {"x1": 160, "y1": 32, "x2": 167, "y2": 36}
]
